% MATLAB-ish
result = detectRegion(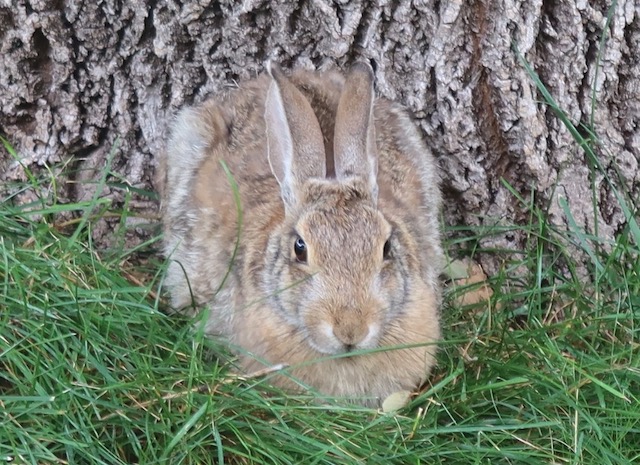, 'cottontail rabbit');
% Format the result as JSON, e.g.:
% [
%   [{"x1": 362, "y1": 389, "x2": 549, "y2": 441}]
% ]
[{"x1": 158, "y1": 62, "x2": 444, "y2": 406}]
